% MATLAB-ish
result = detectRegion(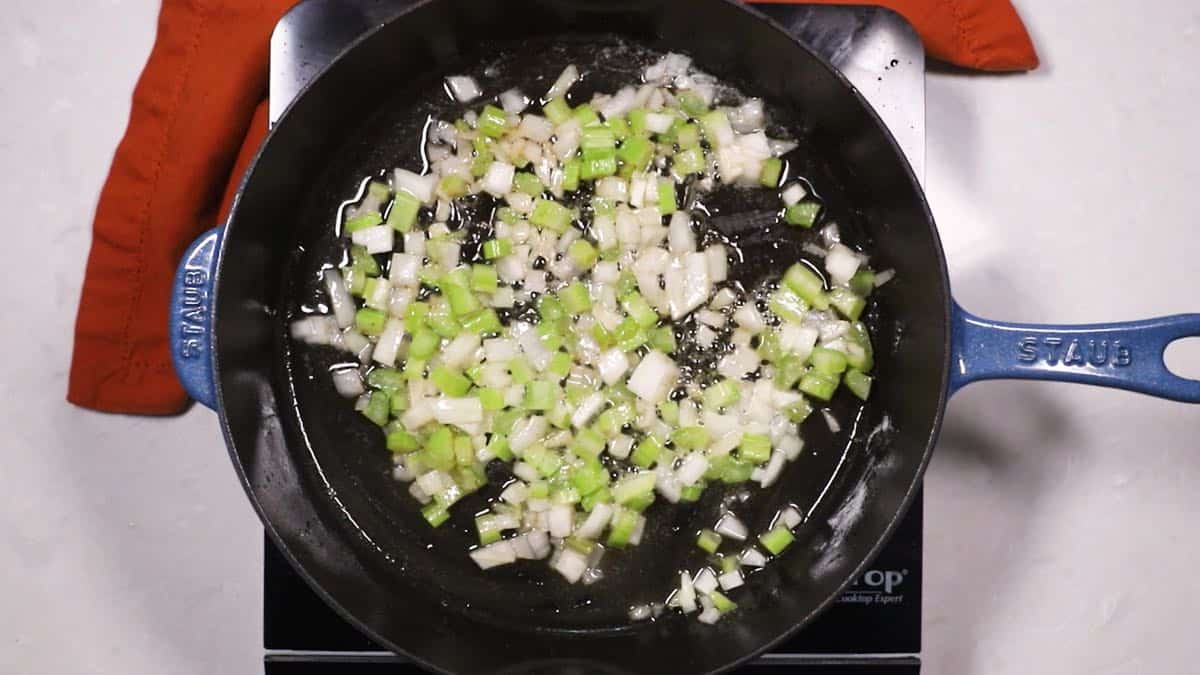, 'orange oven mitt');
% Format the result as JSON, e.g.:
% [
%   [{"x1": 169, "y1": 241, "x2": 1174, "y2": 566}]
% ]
[{"x1": 68, "y1": 0, "x2": 1037, "y2": 415}]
